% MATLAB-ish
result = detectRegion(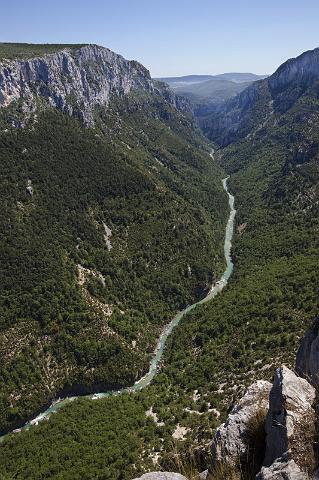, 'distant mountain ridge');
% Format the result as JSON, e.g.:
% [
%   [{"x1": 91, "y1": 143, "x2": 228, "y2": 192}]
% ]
[
  {"x1": 157, "y1": 75, "x2": 214, "y2": 85},
  {"x1": 213, "y1": 72, "x2": 268, "y2": 83},
  {"x1": 157, "y1": 72, "x2": 267, "y2": 86},
  {"x1": 156, "y1": 72, "x2": 268, "y2": 108}
]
